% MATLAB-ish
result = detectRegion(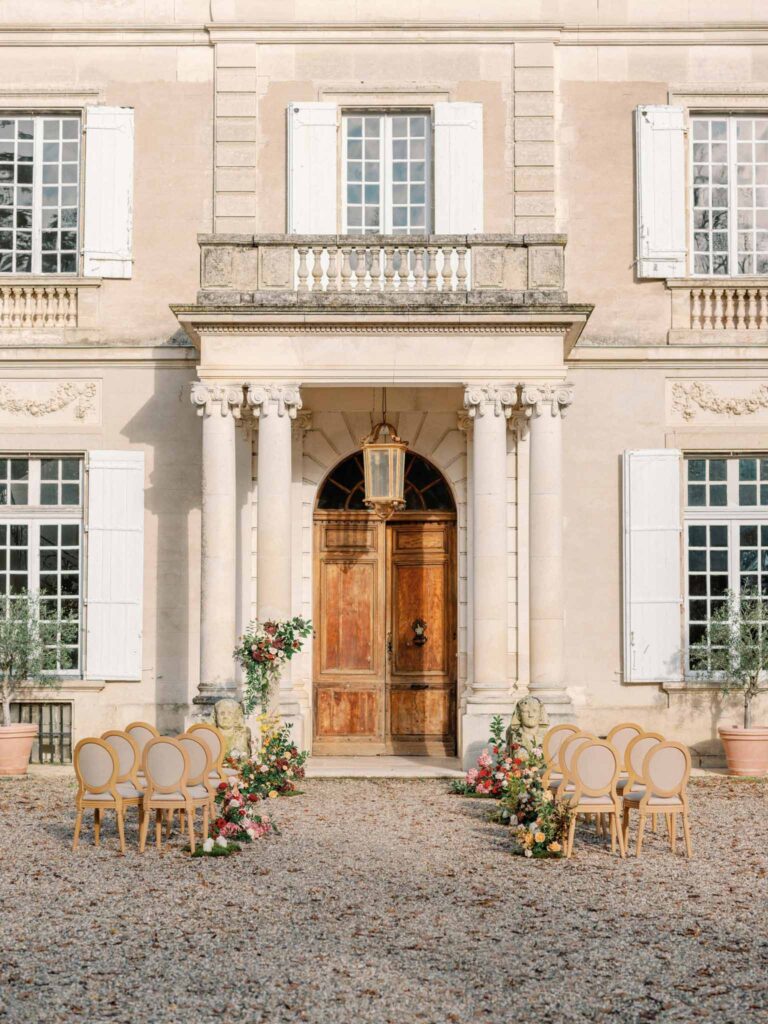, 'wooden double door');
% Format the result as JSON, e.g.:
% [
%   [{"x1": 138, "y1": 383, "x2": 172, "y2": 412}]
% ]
[{"x1": 313, "y1": 512, "x2": 456, "y2": 755}]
